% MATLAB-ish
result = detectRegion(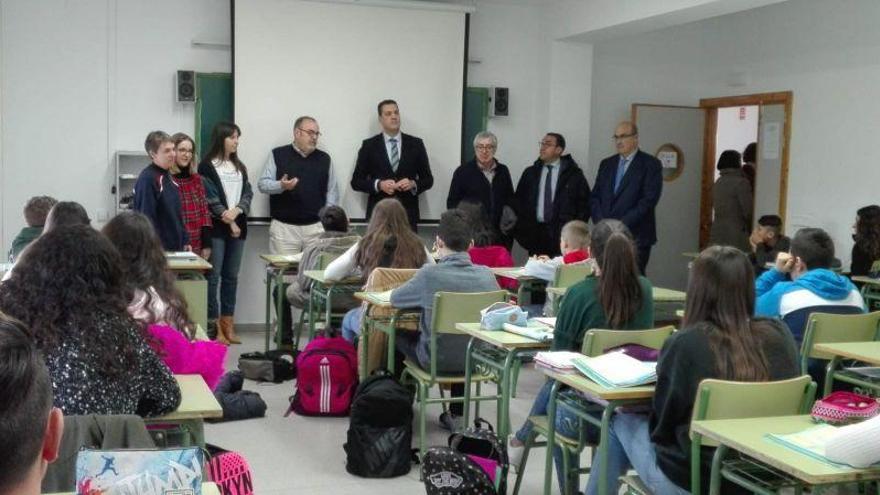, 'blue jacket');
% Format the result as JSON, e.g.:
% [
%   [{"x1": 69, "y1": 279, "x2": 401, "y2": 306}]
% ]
[{"x1": 755, "y1": 268, "x2": 866, "y2": 343}]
